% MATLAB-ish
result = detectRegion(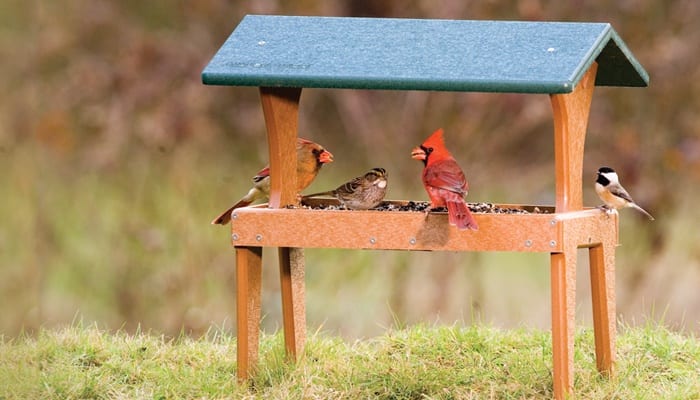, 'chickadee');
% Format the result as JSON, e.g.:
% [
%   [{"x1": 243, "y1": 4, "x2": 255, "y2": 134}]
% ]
[
  {"x1": 595, "y1": 166, "x2": 654, "y2": 220},
  {"x1": 303, "y1": 167, "x2": 388, "y2": 210}
]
